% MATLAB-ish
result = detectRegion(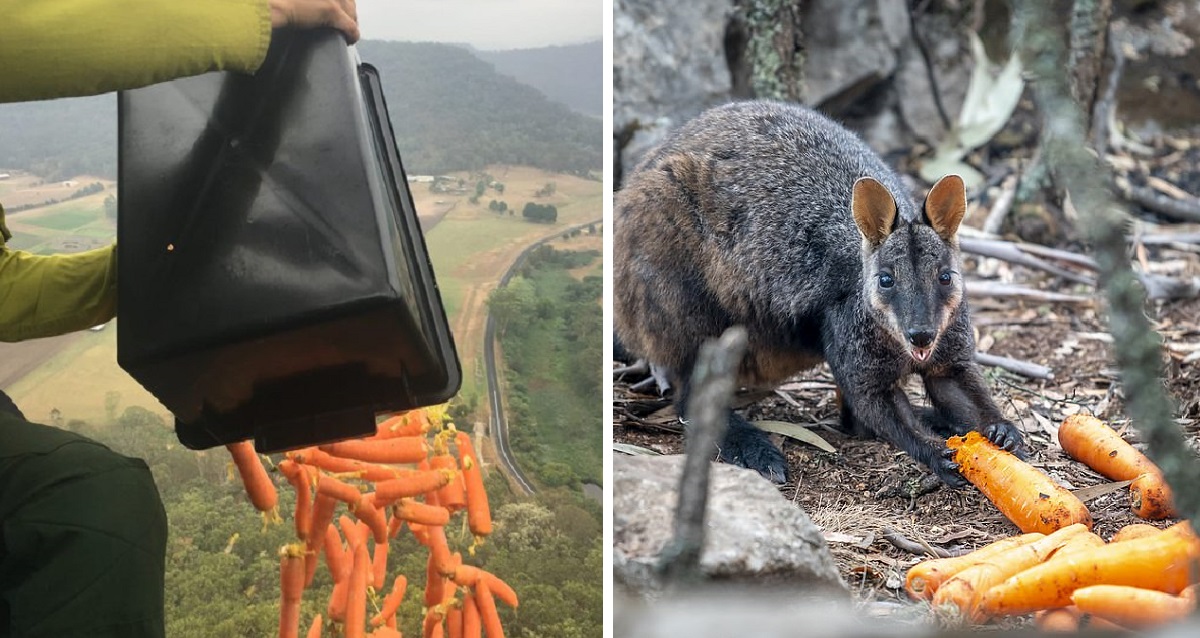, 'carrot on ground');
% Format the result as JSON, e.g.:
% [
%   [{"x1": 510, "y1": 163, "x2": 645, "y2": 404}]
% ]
[
  {"x1": 1071, "y1": 584, "x2": 1196, "y2": 628},
  {"x1": 1034, "y1": 607, "x2": 1080, "y2": 632},
  {"x1": 463, "y1": 592, "x2": 482, "y2": 638},
  {"x1": 948, "y1": 431, "x2": 1092, "y2": 534},
  {"x1": 1110, "y1": 523, "x2": 1163, "y2": 543},
  {"x1": 321, "y1": 438, "x2": 428, "y2": 464},
  {"x1": 227, "y1": 440, "x2": 277, "y2": 513},
  {"x1": 370, "y1": 574, "x2": 408, "y2": 628},
  {"x1": 345, "y1": 541, "x2": 370, "y2": 638},
  {"x1": 279, "y1": 543, "x2": 307, "y2": 638},
  {"x1": 1058, "y1": 414, "x2": 1178, "y2": 520},
  {"x1": 475, "y1": 580, "x2": 505, "y2": 638},
  {"x1": 455, "y1": 433, "x2": 492, "y2": 537},
  {"x1": 977, "y1": 521, "x2": 1200, "y2": 617},
  {"x1": 904, "y1": 533, "x2": 1045, "y2": 601},
  {"x1": 932, "y1": 523, "x2": 1088, "y2": 622}
]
